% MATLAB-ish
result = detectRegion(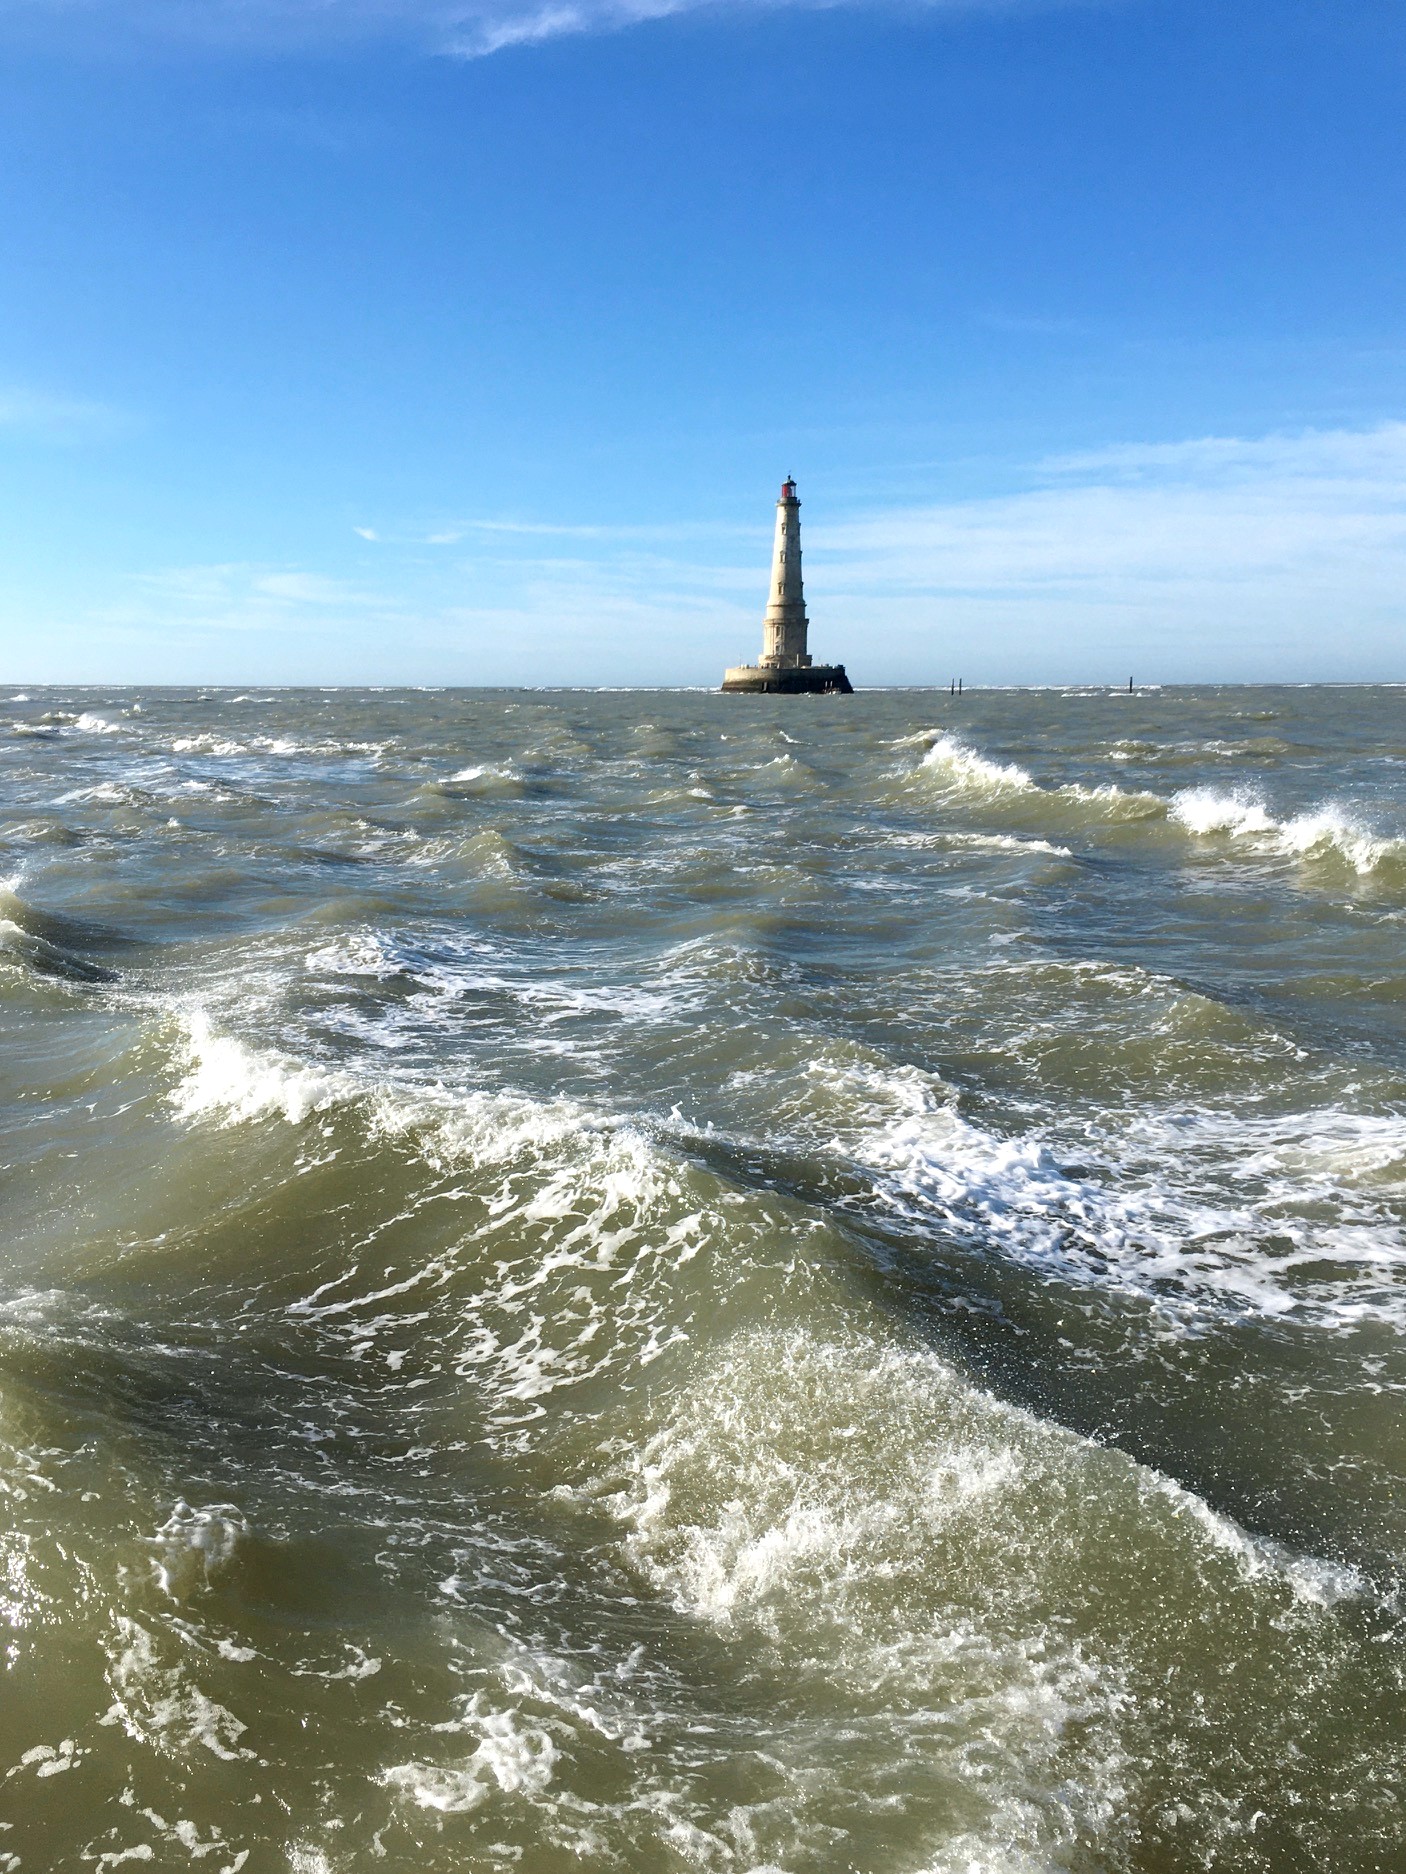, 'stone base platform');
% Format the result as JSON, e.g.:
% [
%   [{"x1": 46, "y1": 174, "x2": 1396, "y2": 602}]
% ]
[{"x1": 721, "y1": 664, "x2": 853, "y2": 695}]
